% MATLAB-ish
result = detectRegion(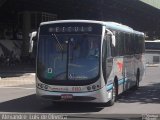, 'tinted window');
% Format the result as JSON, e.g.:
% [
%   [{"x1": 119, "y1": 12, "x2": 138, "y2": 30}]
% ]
[
  {"x1": 118, "y1": 32, "x2": 125, "y2": 56},
  {"x1": 134, "y1": 35, "x2": 145, "y2": 54},
  {"x1": 124, "y1": 33, "x2": 131, "y2": 55},
  {"x1": 115, "y1": 32, "x2": 125, "y2": 56}
]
